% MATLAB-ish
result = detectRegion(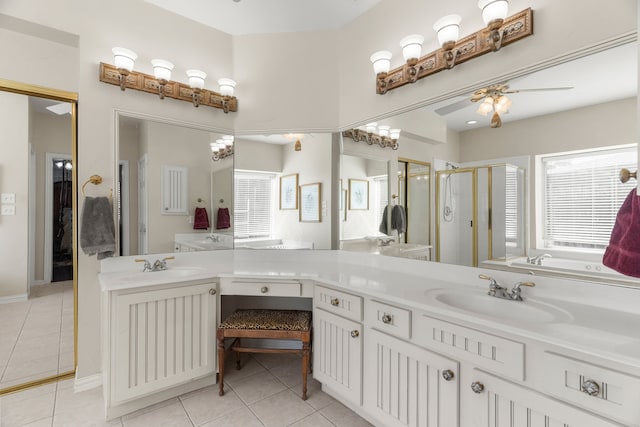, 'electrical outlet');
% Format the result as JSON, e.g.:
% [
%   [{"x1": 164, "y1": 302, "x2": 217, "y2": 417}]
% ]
[
  {"x1": 1, "y1": 205, "x2": 15, "y2": 215},
  {"x1": 1, "y1": 193, "x2": 15, "y2": 204}
]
